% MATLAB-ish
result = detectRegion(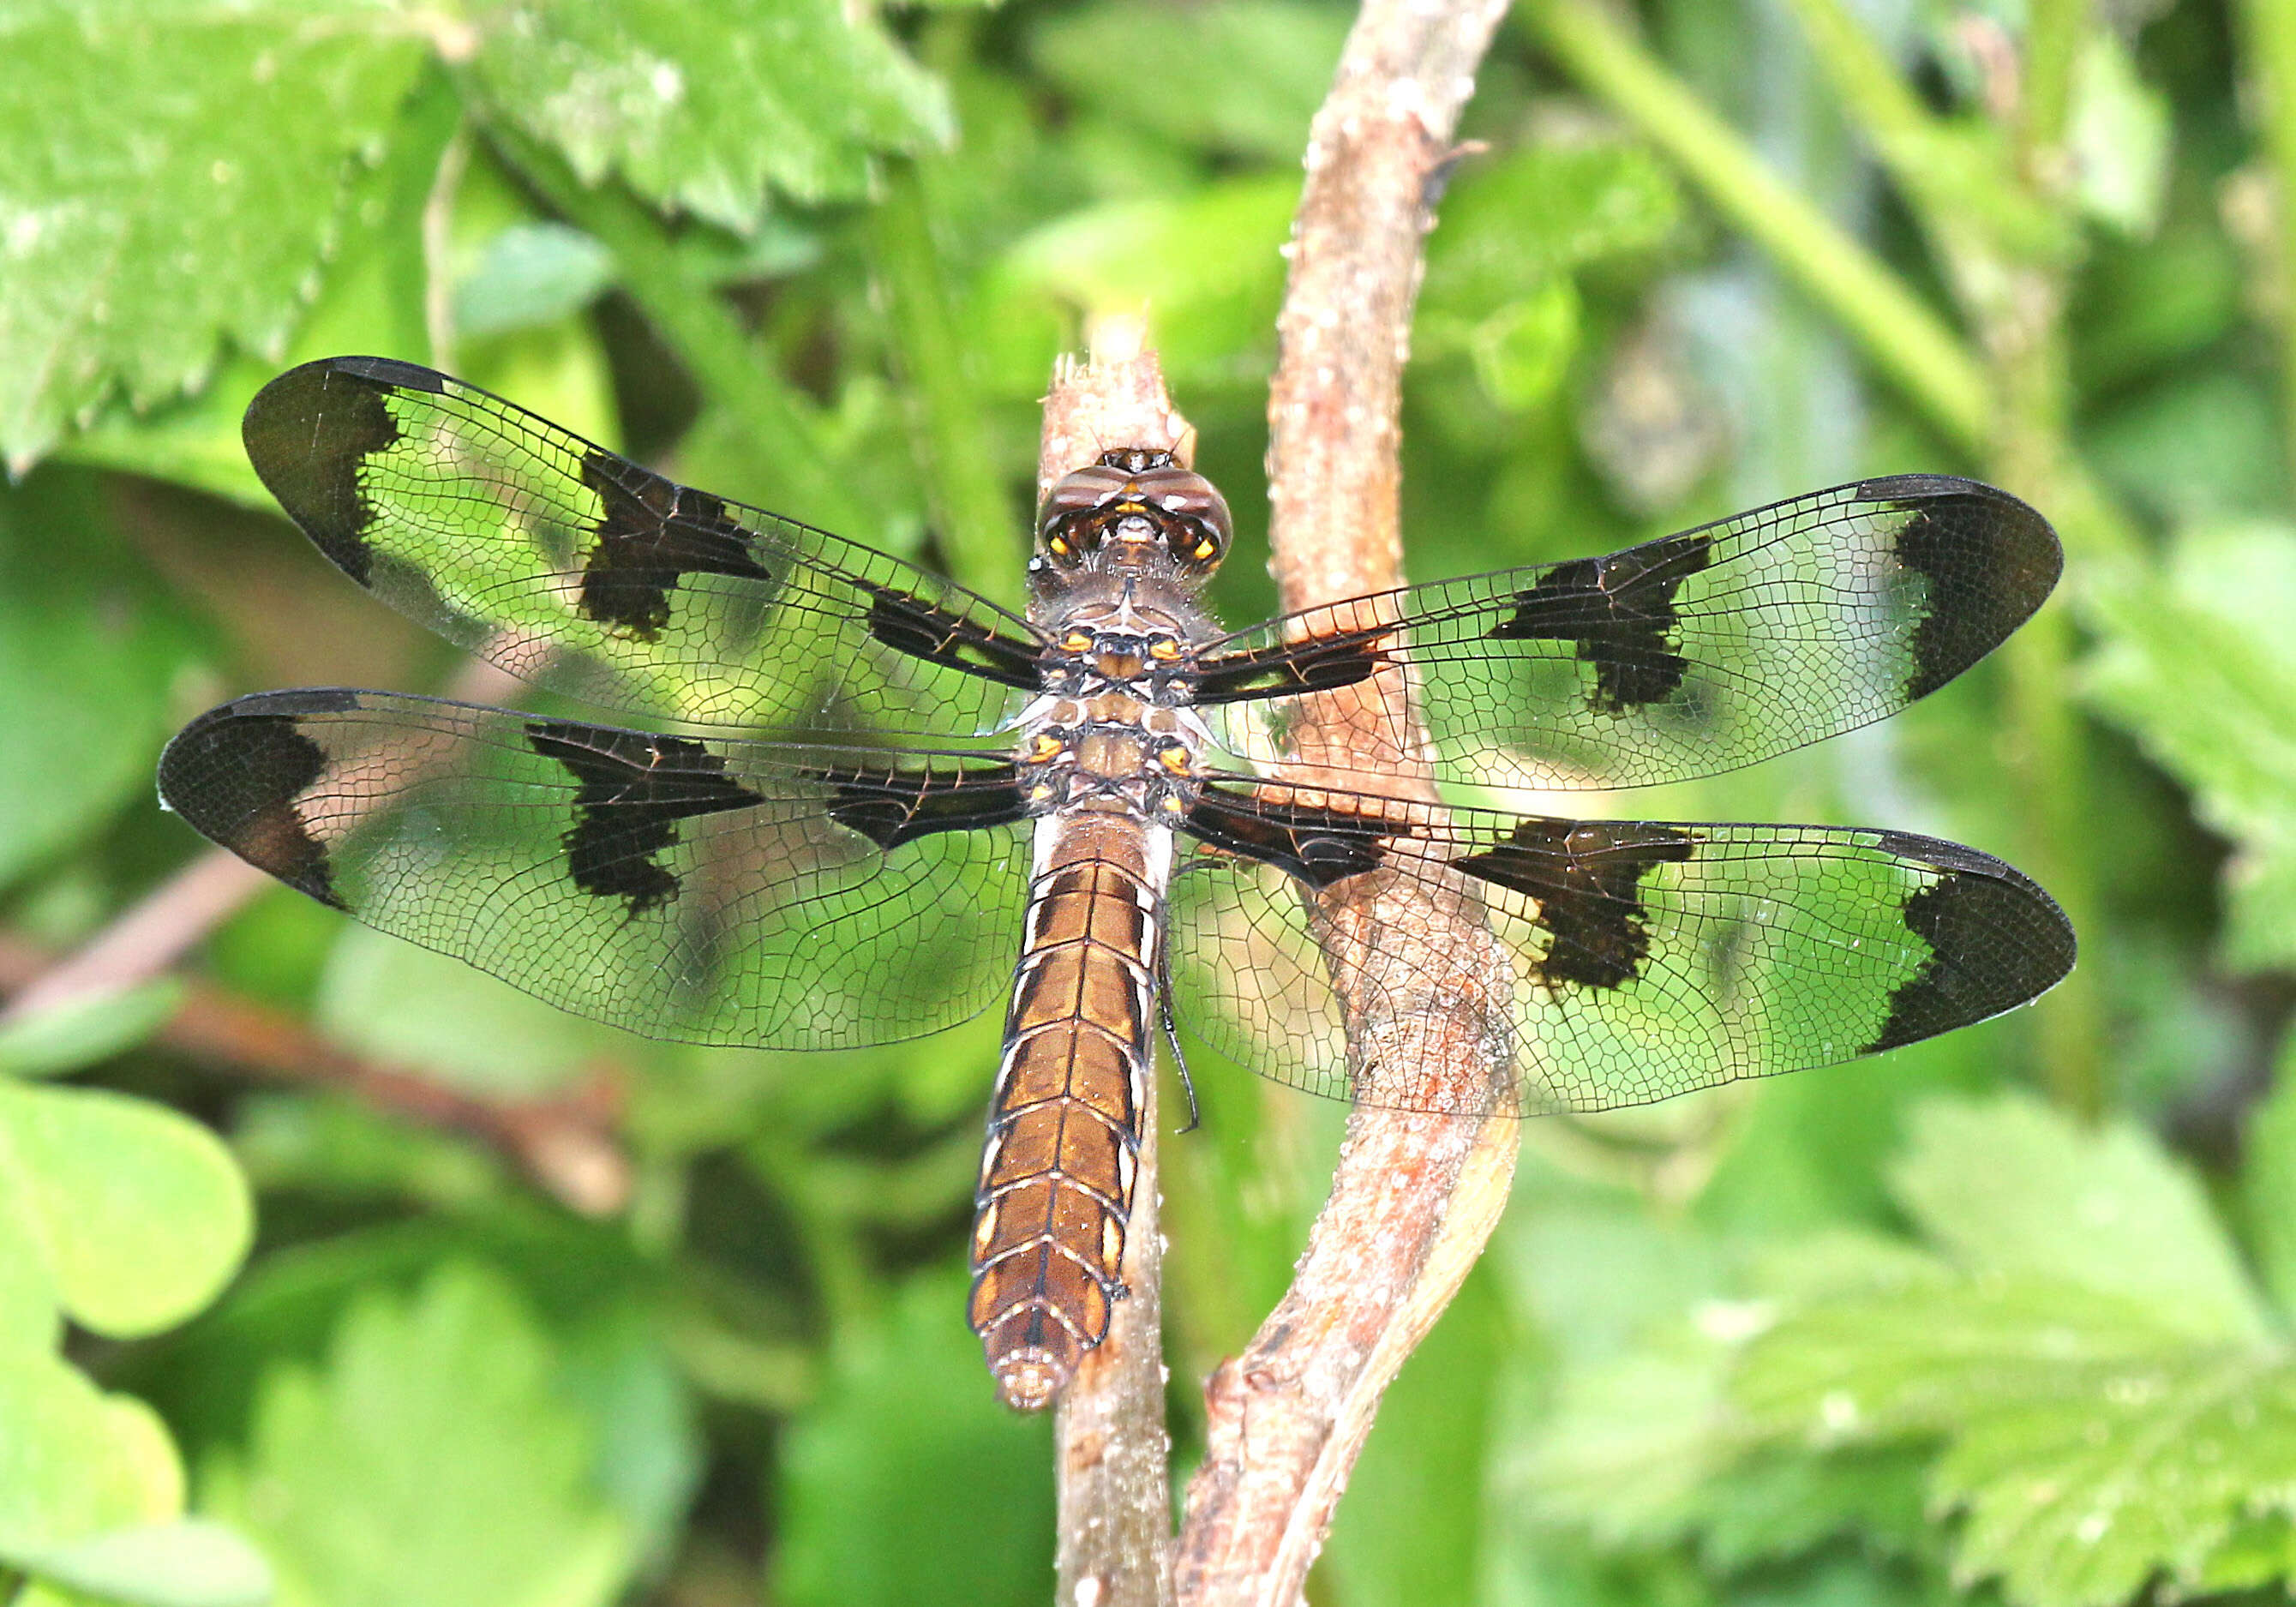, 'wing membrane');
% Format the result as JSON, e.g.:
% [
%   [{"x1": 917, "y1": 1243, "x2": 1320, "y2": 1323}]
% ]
[
  {"x1": 1166, "y1": 776, "x2": 2074, "y2": 1116},
  {"x1": 157, "y1": 689, "x2": 1031, "y2": 1048},
  {"x1": 1199, "y1": 476, "x2": 2061, "y2": 792},
  {"x1": 241, "y1": 357, "x2": 1044, "y2": 741}
]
